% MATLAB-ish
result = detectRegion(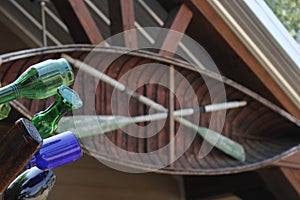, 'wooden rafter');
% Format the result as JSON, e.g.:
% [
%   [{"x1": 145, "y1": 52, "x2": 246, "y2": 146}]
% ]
[
  {"x1": 155, "y1": 4, "x2": 193, "y2": 57},
  {"x1": 280, "y1": 168, "x2": 300, "y2": 196},
  {"x1": 52, "y1": 0, "x2": 103, "y2": 44},
  {"x1": 168, "y1": 65, "x2": 175, "y2": 166},
  {"x1": 108, "y1": 0, "x2": 137, "y2": 48},
  {"x1": 274, "y1": 151, "x2": 300, "y2": 169}
]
